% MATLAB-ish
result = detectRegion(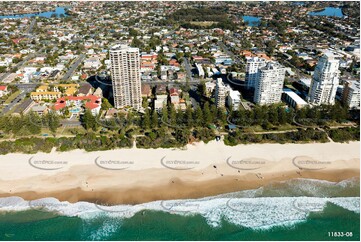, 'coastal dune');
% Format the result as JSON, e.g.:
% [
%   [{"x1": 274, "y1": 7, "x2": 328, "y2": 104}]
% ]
[{"x1": 0, "y1": 141, "x2": 359, "y2": 204}]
